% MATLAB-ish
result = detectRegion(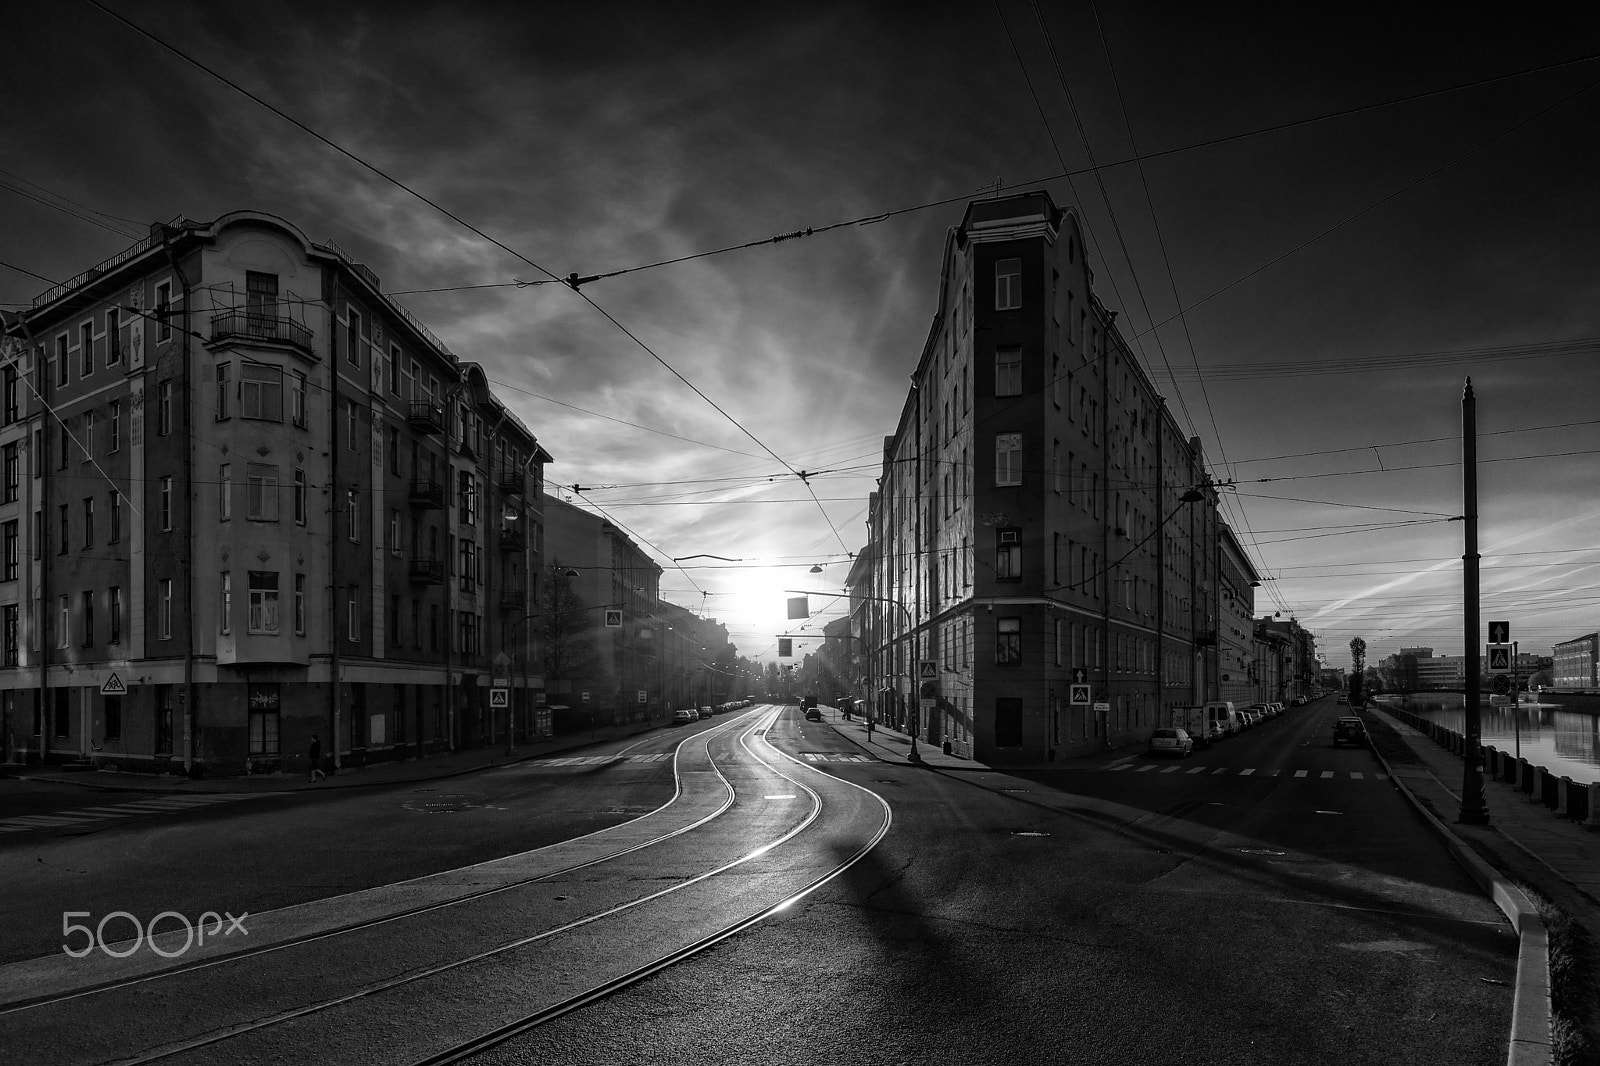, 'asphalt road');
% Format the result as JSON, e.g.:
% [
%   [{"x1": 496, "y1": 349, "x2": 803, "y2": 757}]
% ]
[{"x1": 0, "y1": 700, "x2": 1515, "y2": 1065}]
